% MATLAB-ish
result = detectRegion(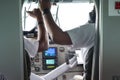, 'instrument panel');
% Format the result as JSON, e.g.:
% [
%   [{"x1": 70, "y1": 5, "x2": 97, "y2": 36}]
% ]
[{"x1": 31, "y1": 44, "x2": 83, "y2": 76}]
